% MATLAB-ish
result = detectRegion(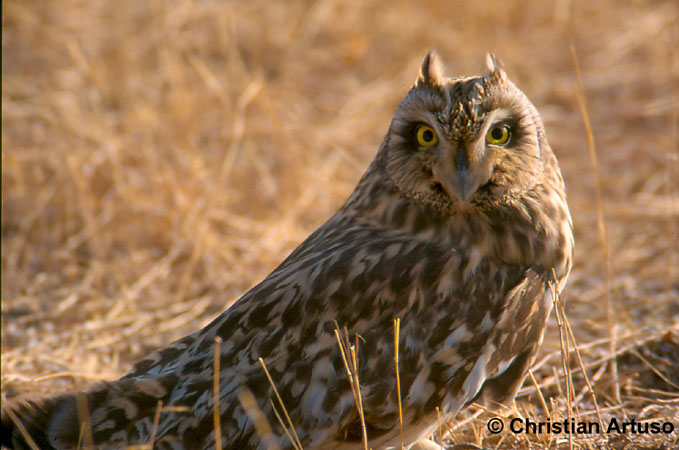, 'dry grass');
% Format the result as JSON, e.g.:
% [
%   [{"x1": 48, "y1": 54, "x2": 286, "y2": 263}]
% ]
[{"x1": 2, "y1": 0, "x2": 678, "y2": 448}]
